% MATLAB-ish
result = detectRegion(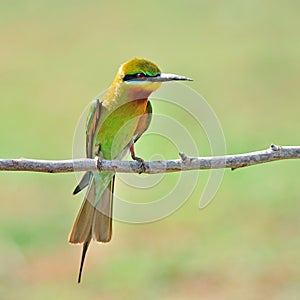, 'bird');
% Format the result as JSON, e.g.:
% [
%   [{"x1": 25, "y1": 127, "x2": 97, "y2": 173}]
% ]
[{"x1": 68, "y1": 58, "x2": 192, "y2": 283}]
